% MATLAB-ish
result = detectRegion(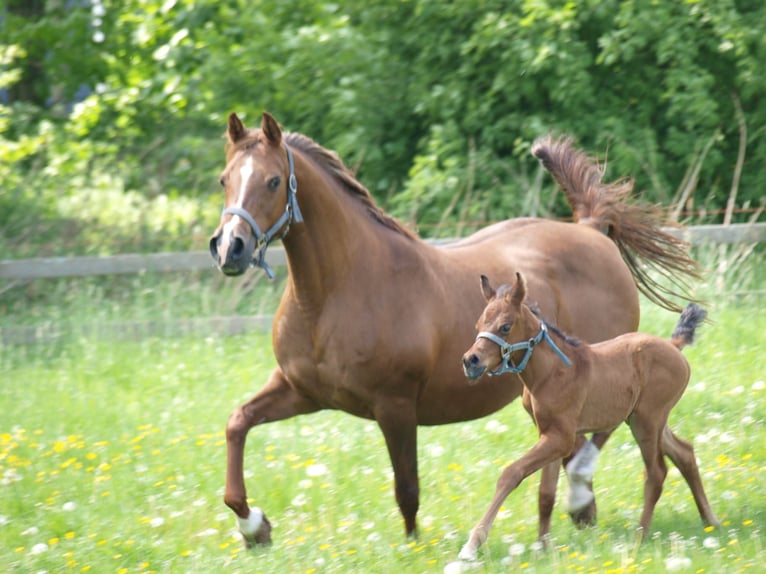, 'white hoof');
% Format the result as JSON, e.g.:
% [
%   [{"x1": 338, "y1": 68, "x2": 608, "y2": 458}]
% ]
[
  {"x1": 565, "y1": 441, "x2": 599, "y2": 511},
  {"x1": 237, "y1": 507, "x2": 265, "y2": 536},
  {"x1": 458, "y1": 543, "x2": 478, "y2": 562},
  {"x1": 566, "y1": 482, "x2": 595, "y2": 512}
]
